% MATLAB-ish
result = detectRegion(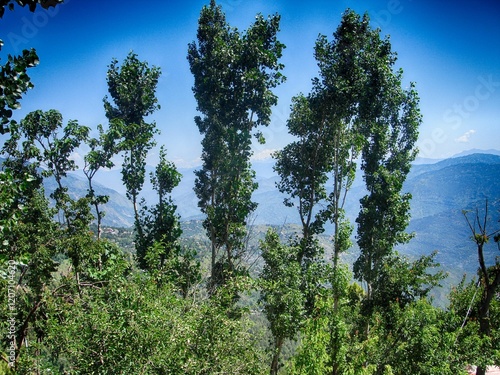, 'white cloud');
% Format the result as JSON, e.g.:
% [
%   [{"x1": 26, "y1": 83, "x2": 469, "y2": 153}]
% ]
[
  {"x1": 172, "y1": 157, "x2": 202, "y2": 169},
  {"x1": 251, "y1": 148, "x2": 276, "y2": 161},
  {"x1": 70, "y1": 151, "x2": 85, "y2": 169},
  {"x1": 455, "y1": 129, "x2": 476, "y2": 143}
]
